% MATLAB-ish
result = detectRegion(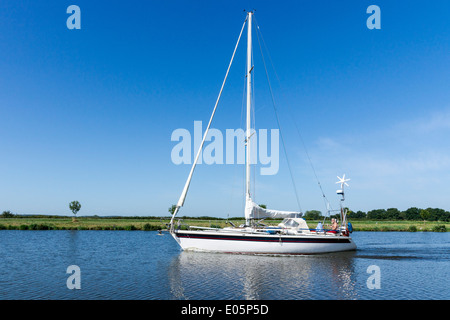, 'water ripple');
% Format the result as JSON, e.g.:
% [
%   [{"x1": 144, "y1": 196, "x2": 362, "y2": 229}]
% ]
[{"x1": 0, "y1": 230, "x2": 448, "y2": 300}]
